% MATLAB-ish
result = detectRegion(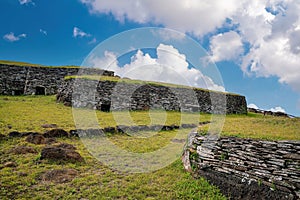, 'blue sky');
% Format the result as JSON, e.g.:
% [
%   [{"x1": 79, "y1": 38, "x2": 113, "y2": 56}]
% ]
[{"x1": 1, "y1": 0, "x2": 300, "y2": 116}]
